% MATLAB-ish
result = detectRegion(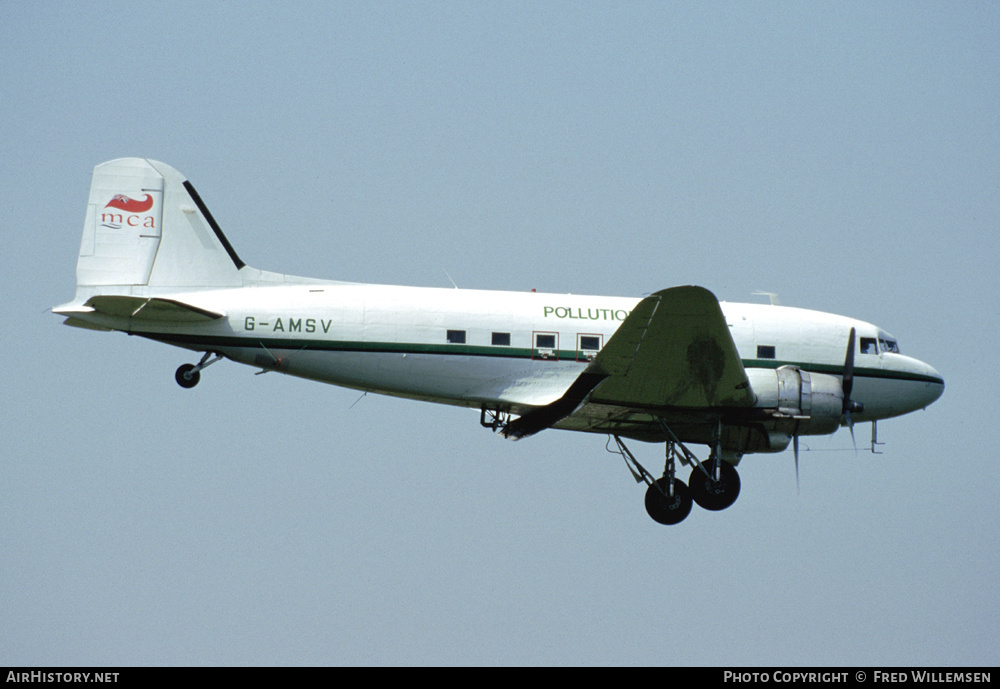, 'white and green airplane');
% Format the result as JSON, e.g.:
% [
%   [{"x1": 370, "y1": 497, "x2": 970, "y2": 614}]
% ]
[{"x1": 54, "y1": 158, "x2": 944, "y2": 525}]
